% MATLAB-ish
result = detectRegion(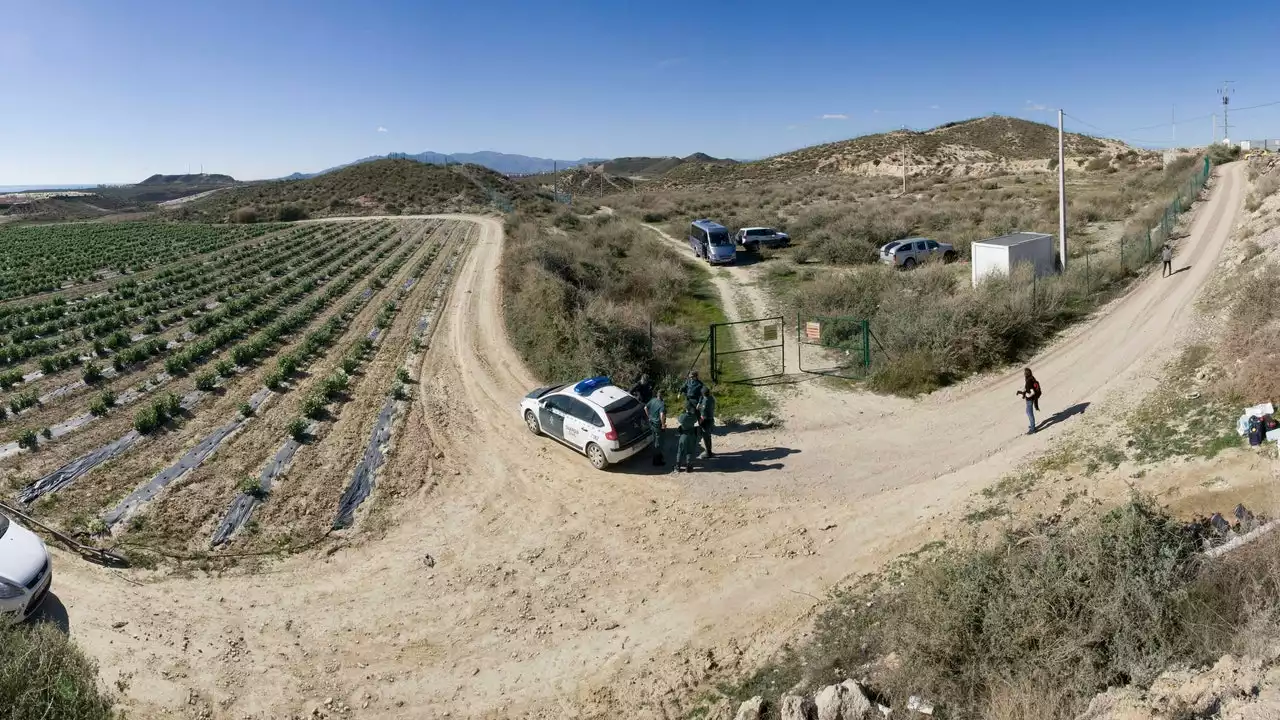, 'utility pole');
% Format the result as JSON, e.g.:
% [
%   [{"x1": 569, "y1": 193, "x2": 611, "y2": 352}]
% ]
[
  {"x1": 553, "y1": 161, "x2": 558, "y2": 203},
  {"x1": 1057, "y1": 109, "x2": 1067, "y2": 271},
  {"x1": 1218, "y1": 81, "x2": 1234, "y2": 144}
]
